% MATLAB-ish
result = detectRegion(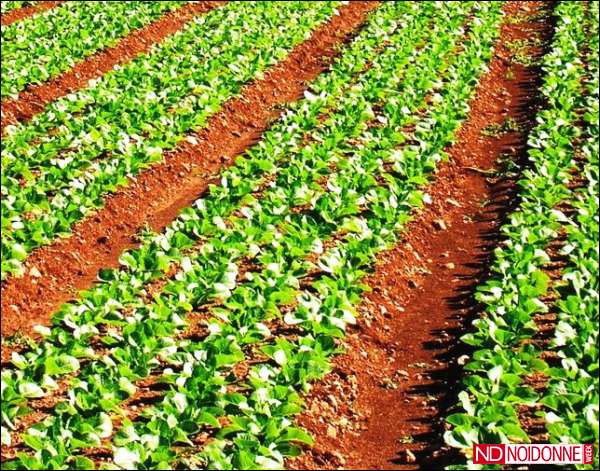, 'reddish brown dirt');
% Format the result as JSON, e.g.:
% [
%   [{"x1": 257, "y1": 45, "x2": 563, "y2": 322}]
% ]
[
  {"x1": 0, "y1": 1, "x2": 223, "y2": 131},
  {"x1": 288, "y1": 2, "x2": 553, "y2": 469},
  {"x1": 0, "y1": 1, "x2": 380, "y2": 341},
  {"x1": 0, "y1": 0, "x2": 62, "y2": 27}
]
